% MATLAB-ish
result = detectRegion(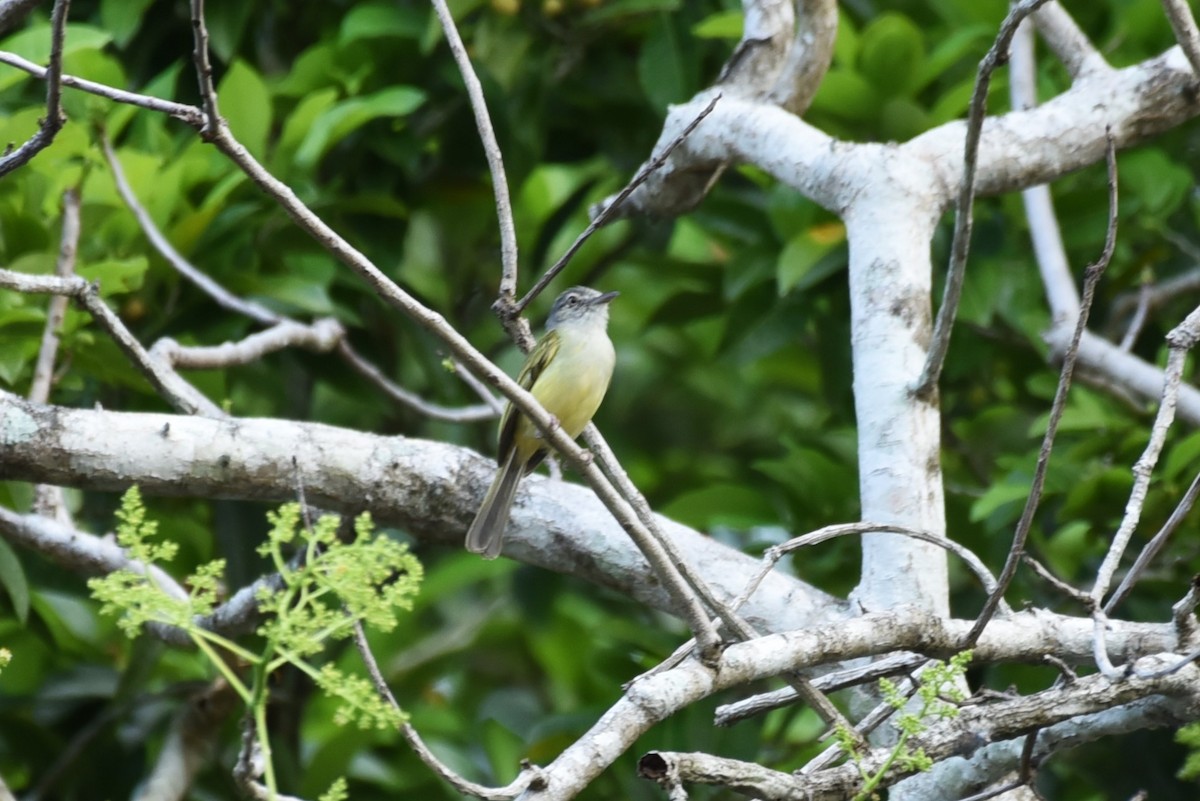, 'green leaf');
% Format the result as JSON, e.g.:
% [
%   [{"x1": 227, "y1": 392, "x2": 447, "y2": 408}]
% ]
[
  {"x1": 777, "y1": 224, "x2": 846, "y2": 294},
  {"x1": 913, "y1": 25, "x2": 991, "y2": 92},
  {"x1": 274, "y1": 43, "x2": 338, "y2": 97},
  {"x1": 276, "y1": 88, "x2": 339, "y2": 167},
  {"x1": 294, "y1": 87, "x2": 427, "y2": 171},
  {"x1": 809, "y1": 70, "x2": 881, "y2": 123},
  {"x1": 0, "y1": 24, "x2": 113, "y2": 91},
  {"x1": 217, "y1": 60, "x2": 272, "y2": 160},
  {"x1": 340, "y1": 2, "x2": 426, "y2": 43},
  {"x1": 1042, "y1": 520, "x2": 1092, "y2": 580},
  {"x1": 101, "y1": 0, "x2": 155, "y2": 48},
  {"x1": 638, "y1": 14, "x2": 690, "y2": 111},
  {"x1": 1163, "y1": 431, "x2": 1200, "y2": 483},
  {"x1": 970, "y1": 479, "x2": 1029, "y2": 523},
  {"x1": 1121, "y1": 148, "x2": 1192, "y2": 216},
  {"x1": 398, "y1": 210, "x2": 450, "y2": 307},
  {"x1": 692, "y1": 10, "x2": 743, "y2": 40},
  {"x1": 0, "y1": 537, "x2": 29, "y2": 624},
  {"x1": 78, "y1": 256, "x2": 149, "y2": 297},
  {"x1": 583, "y1": 0, "x2": 680, "y2": 24},
  {"x1": 858, "y1": 13, "x2": 926, "y2": 98},
  {"x1": 661, "y1": 483, "x2": 775, "y2": 528},
  {"x1": 880, "y1": 97, "x2": 930, "y2": 140}
]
